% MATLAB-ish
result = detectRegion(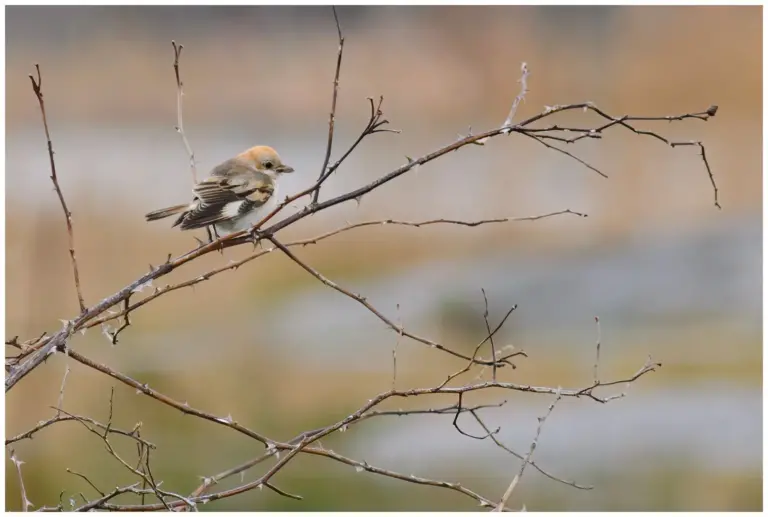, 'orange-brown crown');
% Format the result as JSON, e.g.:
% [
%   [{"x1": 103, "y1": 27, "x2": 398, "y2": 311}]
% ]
[{"x1": 238, "y1": 146, "x2": 294, "y2": 173}]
